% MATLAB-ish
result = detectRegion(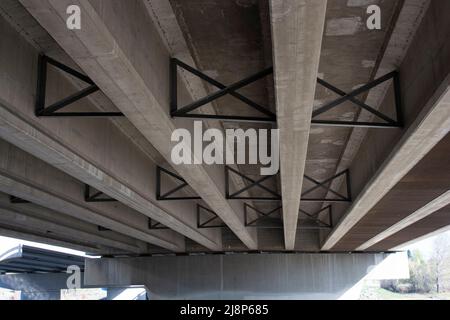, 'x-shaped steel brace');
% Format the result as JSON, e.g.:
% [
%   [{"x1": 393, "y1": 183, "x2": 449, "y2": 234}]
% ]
[
  {"x1": 302, "y1": 170, "x2": 351, "y2": 202},
  {"x1": 84, "y1": 185, "x2": 117, "y2": 203},
  {"x1": 156, "y1": 166, "x2": 201, "y2": 201},
  {"x1": 299, "y1": 206, "x2": 333, "y2": 229},
  {"x1": 35, "y1": 54, "x2": 124, "y2": 117},
  {"x1": 148, "y1": 218, "x2": 169, "y2": 230},
  {"x1": 225, "y1": 166, "x2": 281, "y2": 201},
  {"x1": 197, "y1": 204, "x2": 227, "y2": 229},
  {"x1": 244, "y1": 204, "x2": 282, "y2": 227},
  {"x1": 312, "y1": 71, "x2": 403, "y2": 128},
  {"x1": 170, "y1": 58, "x2": 276, "y2": 123}
]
